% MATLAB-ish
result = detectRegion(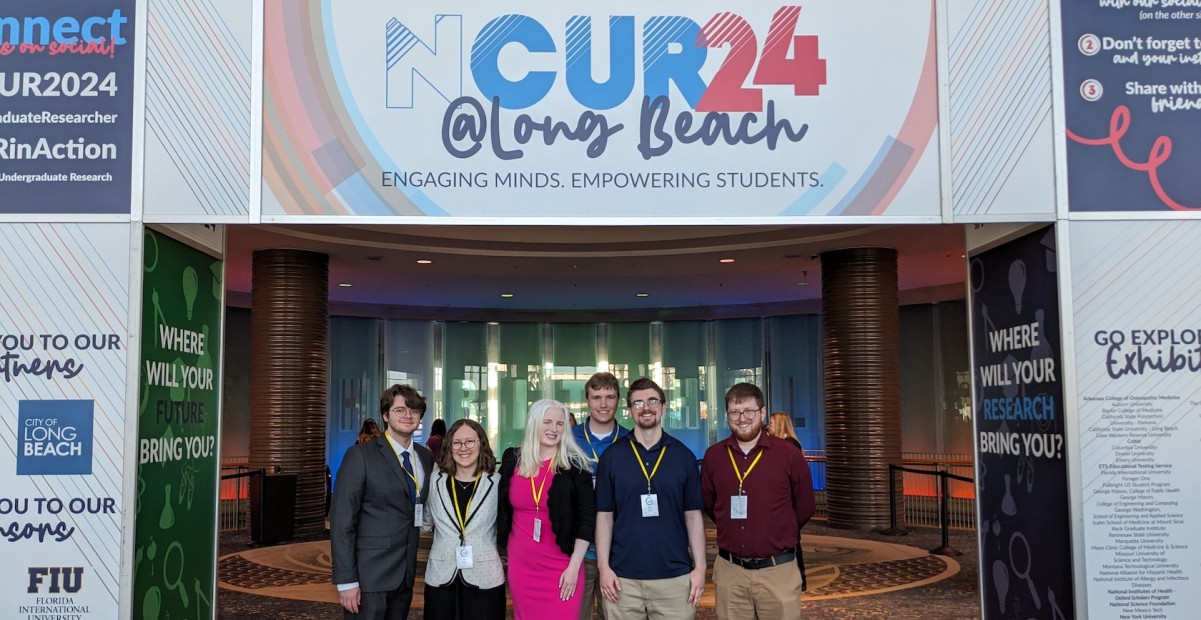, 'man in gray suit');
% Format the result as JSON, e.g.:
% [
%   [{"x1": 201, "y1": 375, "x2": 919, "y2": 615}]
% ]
[{"x1": 331, "y1": 384, "x2": 435, "y2": 619}]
